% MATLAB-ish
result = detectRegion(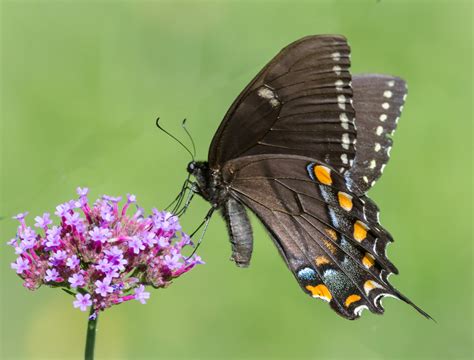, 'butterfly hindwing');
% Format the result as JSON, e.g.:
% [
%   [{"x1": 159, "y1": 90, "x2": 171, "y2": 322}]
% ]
[
  {"x1": 222, "y1": 154, "x2": 429, "y2": 320},
  {"x1": 209, "y1": 35, "x2": 356, "y2": 174},
  {"x1": 346, "y1": 74, "x2": 408, "y2": 195}
]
